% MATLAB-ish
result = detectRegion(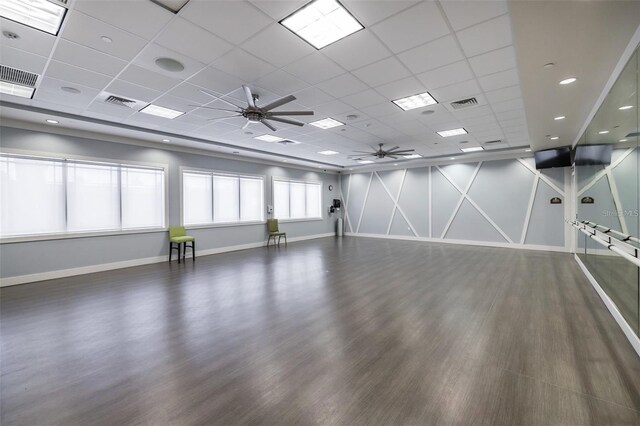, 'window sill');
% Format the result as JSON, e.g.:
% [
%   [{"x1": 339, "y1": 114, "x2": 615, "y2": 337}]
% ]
[
  {"x1": 277, "y1": 217, "x2": 324, "y2": 223},
  {"x1": 0, "y1": 227, "x2": 167, "y2": 244},
  {"x1": 185, "y1": 221, "x2": 266, "y2": 230}
]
